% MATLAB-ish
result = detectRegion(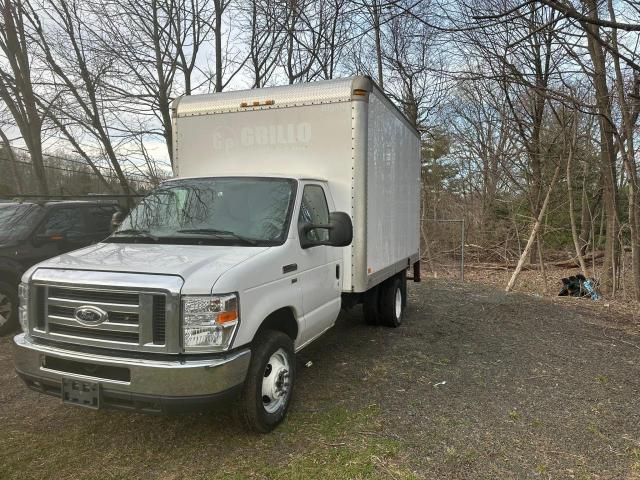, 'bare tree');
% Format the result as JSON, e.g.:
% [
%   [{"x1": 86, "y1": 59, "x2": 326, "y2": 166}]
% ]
[
  {"x1": 92, "y1": 0, "x2": 210, "y2": 165},
  {"x1": 244, "y1": 0, "x2": 288, "y2": 87},
  {"x1": 28, "y1": 0, "x2": 133, "y2": 195},
  {"x1": 579, "y1": 0, "x2": 620, "y2": 294},
  {"x1": 451, "y1": 79, "x2": 520, "y2": 239},
  {"x1": 280, "y1": 0, "x2": 321, "y2": 84},
  {"x1": 607, "y1": 0, "x2": 640, "y2": 299},
  {"x1": 382, "y1": 2, "x2": 447, "y2": 127},
  {"x1": 0, "y1": 0, "x2": 47, "y2": 193},
  {"x1": 0, "y1": 123, "x2": 24, "y2": 194}
]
